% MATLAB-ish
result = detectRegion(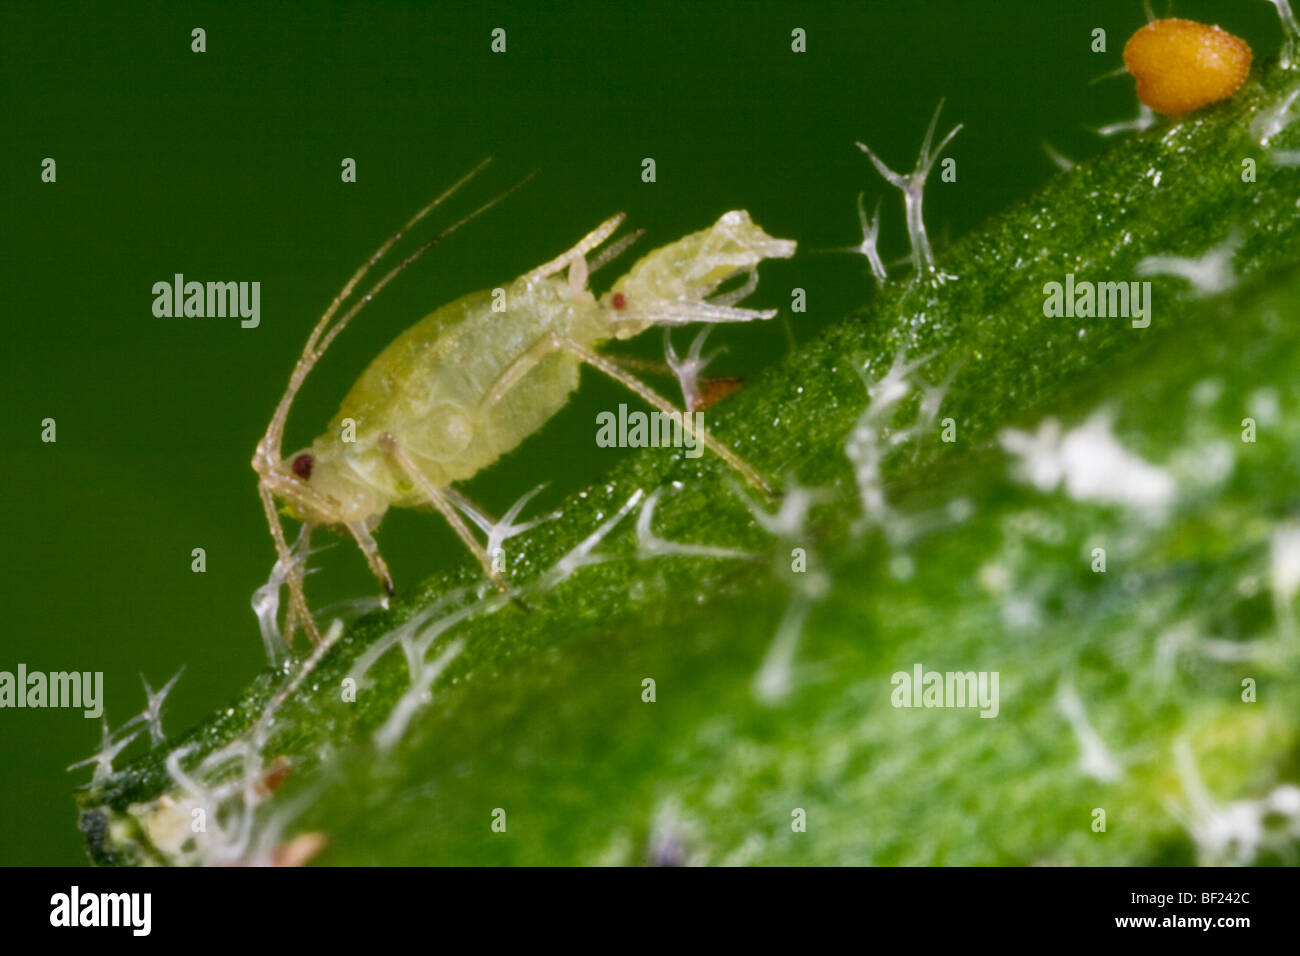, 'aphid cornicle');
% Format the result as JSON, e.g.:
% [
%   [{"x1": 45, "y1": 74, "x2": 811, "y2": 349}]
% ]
[{"x1": 253, "y1": 160, "x2": 796, "y2": 645}]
